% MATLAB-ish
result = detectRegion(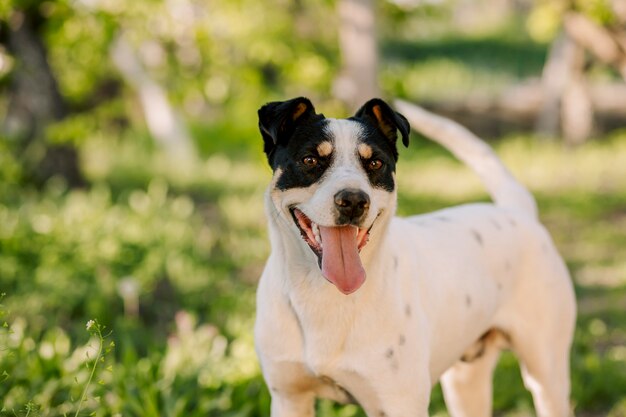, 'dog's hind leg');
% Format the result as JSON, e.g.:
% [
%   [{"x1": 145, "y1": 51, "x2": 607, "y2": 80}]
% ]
[
  {"x1": 514, "y1": 343, "x2": 572, "y2": 417},
  {"x1": 511, "y1": 308, "x2": 574, "y2": 417},
  {"x1": 440, "y1": 332, "x2": 503, "y2": 417},
  {"x1": 509, "y1": 241, "x2": 576, "y2": 417}
]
